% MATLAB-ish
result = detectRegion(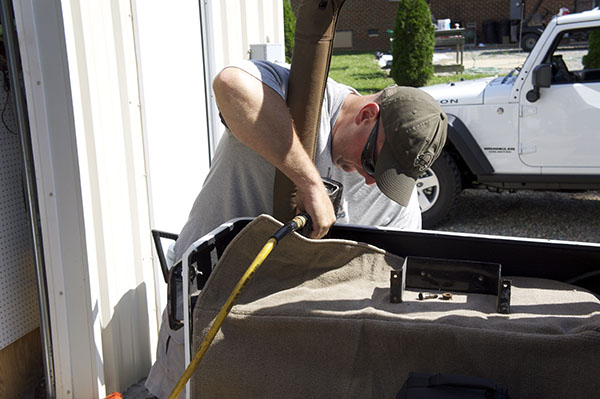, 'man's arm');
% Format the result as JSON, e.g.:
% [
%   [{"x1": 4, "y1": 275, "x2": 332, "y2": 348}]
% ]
[{"x1": 212, "y1": 66, "x2": 336, "y2": 239}]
